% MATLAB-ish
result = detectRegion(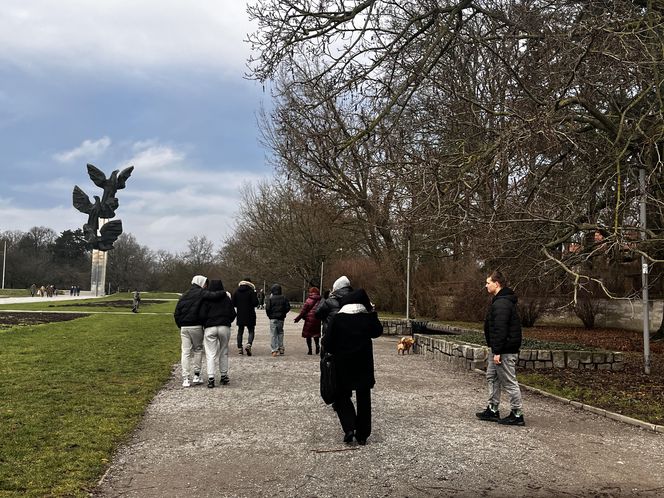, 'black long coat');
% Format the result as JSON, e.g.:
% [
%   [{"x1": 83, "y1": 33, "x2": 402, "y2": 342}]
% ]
[
  {"x1": 321, "y1": 309, "x2": 383, "y2": 391},
  {"x1": 232, "y1": 283, "x2": 259, "y2": 327}
]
